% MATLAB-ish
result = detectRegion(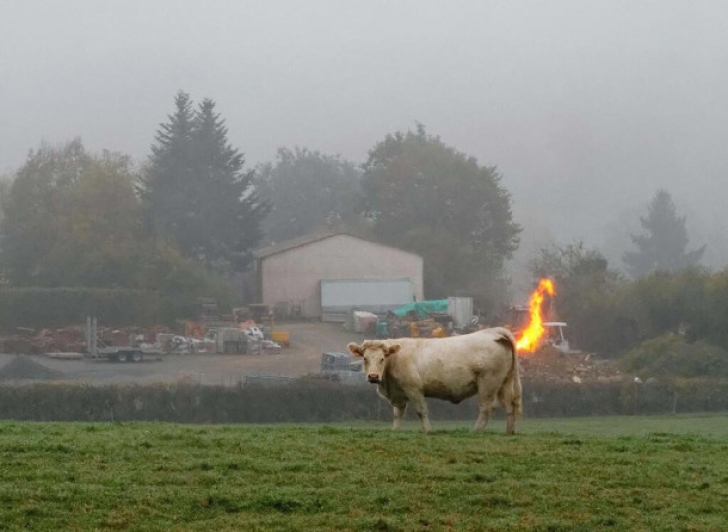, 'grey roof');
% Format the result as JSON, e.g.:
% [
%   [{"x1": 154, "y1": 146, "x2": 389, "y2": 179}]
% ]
[{"x1": 254, "y1": 231, "x2": 422, "y2": 260}]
